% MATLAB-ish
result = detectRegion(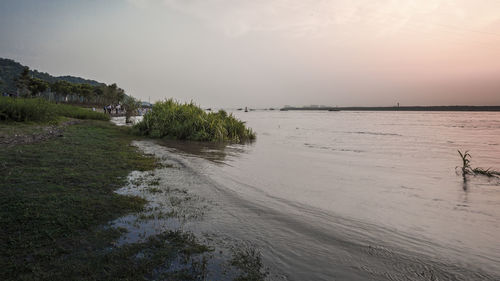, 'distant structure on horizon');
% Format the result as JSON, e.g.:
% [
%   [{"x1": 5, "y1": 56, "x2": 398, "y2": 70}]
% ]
[{"x1": 280, "y1": 105, "x2": 500, "y2": 112}]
